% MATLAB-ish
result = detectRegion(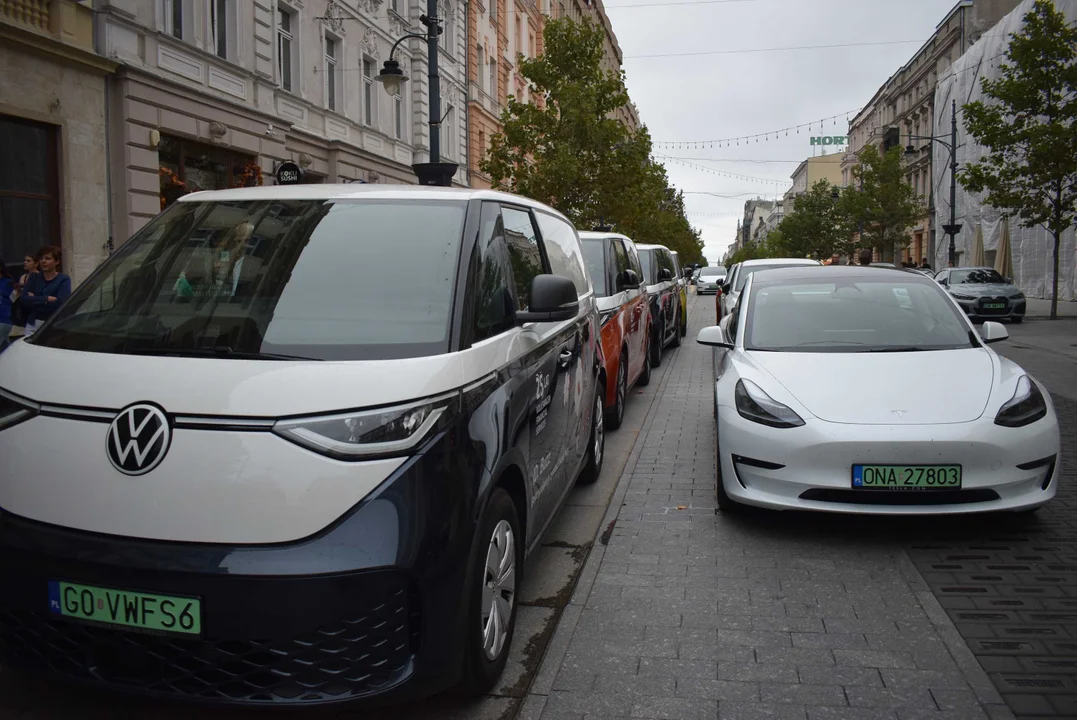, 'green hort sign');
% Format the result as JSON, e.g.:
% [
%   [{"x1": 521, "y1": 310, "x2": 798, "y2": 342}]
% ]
[{"x1": 810, "y1": 136, "x2": 848, "y2": 146}]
